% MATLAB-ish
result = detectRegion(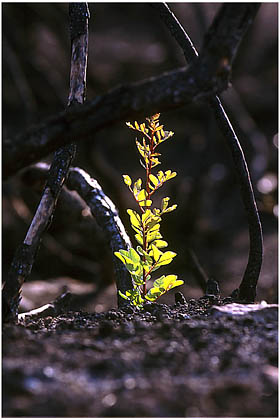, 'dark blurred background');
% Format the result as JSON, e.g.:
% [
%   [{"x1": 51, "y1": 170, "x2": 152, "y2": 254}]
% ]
[{"x1": 2, "y1": 3, "x2": 278, "y2": 311}]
